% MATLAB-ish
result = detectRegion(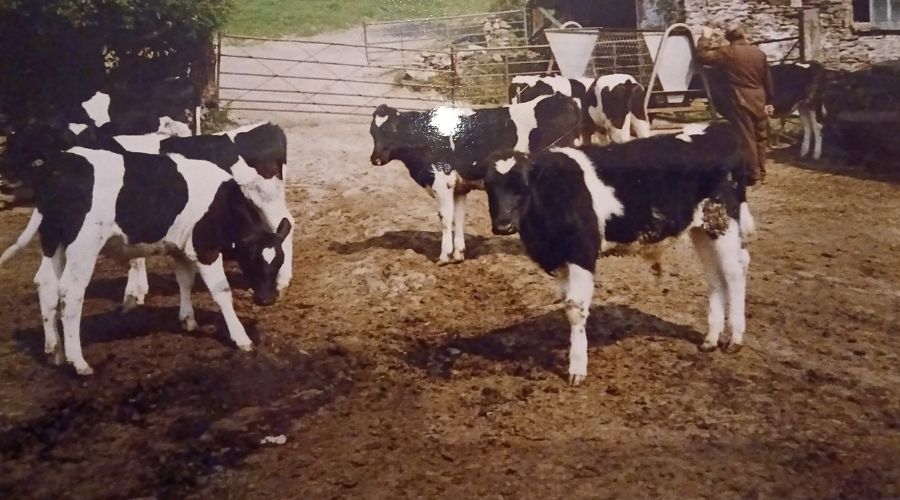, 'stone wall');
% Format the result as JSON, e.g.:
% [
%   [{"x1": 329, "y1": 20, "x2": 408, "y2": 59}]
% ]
[{"x1": 684, "y1": 0, "x2": 900, "y2": 70}]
